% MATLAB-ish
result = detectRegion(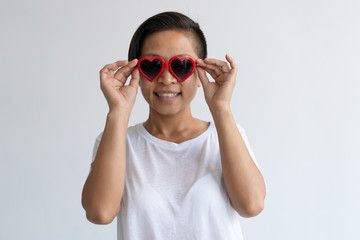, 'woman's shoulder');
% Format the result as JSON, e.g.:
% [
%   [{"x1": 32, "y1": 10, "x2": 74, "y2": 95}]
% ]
[
  {"x1": 93, "y1": 122, "x2": 143, "y2": 141},
  {"x1": 127, "y1": 122, "x2": 144, "y2": 135}
]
